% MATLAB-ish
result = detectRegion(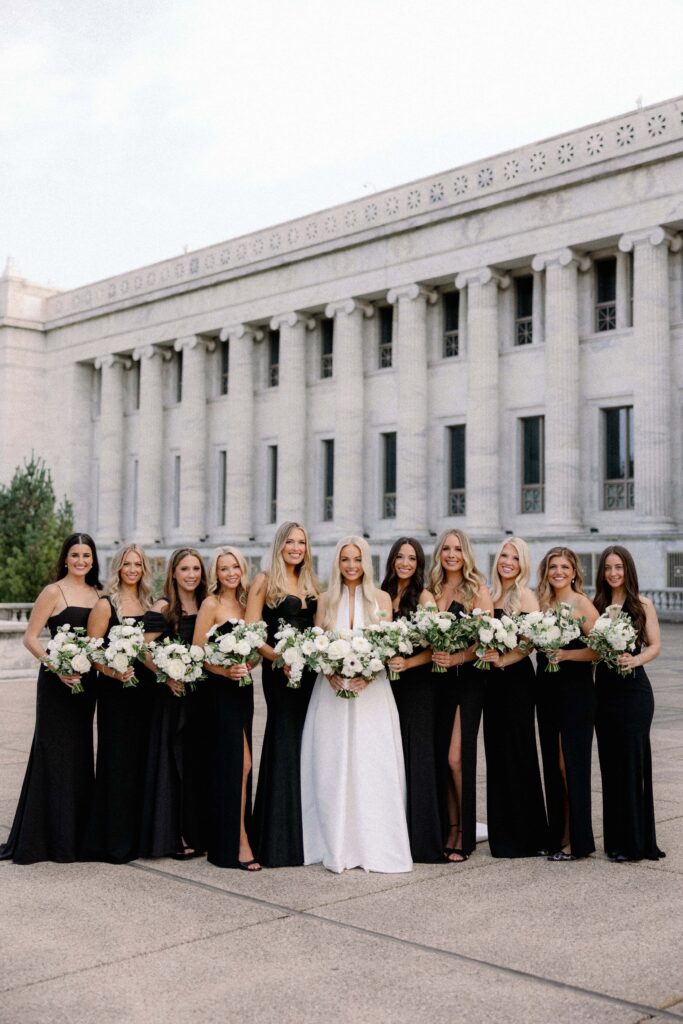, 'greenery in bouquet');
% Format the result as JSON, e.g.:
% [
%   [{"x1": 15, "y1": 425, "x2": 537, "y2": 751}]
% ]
[
  {"x1": 91, "y1": 618, "x2": 147, "y2": 688},
  {"x1": 148, "y1": 637, "x2": 206, "y2": 694},
  {"x1": 43, "y1": 625, "x2": 104, "y2": 694},
  {"x1": 203, "y1": 619, "x2": 267, "y2": 686},
  {"x1": 582, "y1": 604, "x2": 637, "y2": 676}
]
